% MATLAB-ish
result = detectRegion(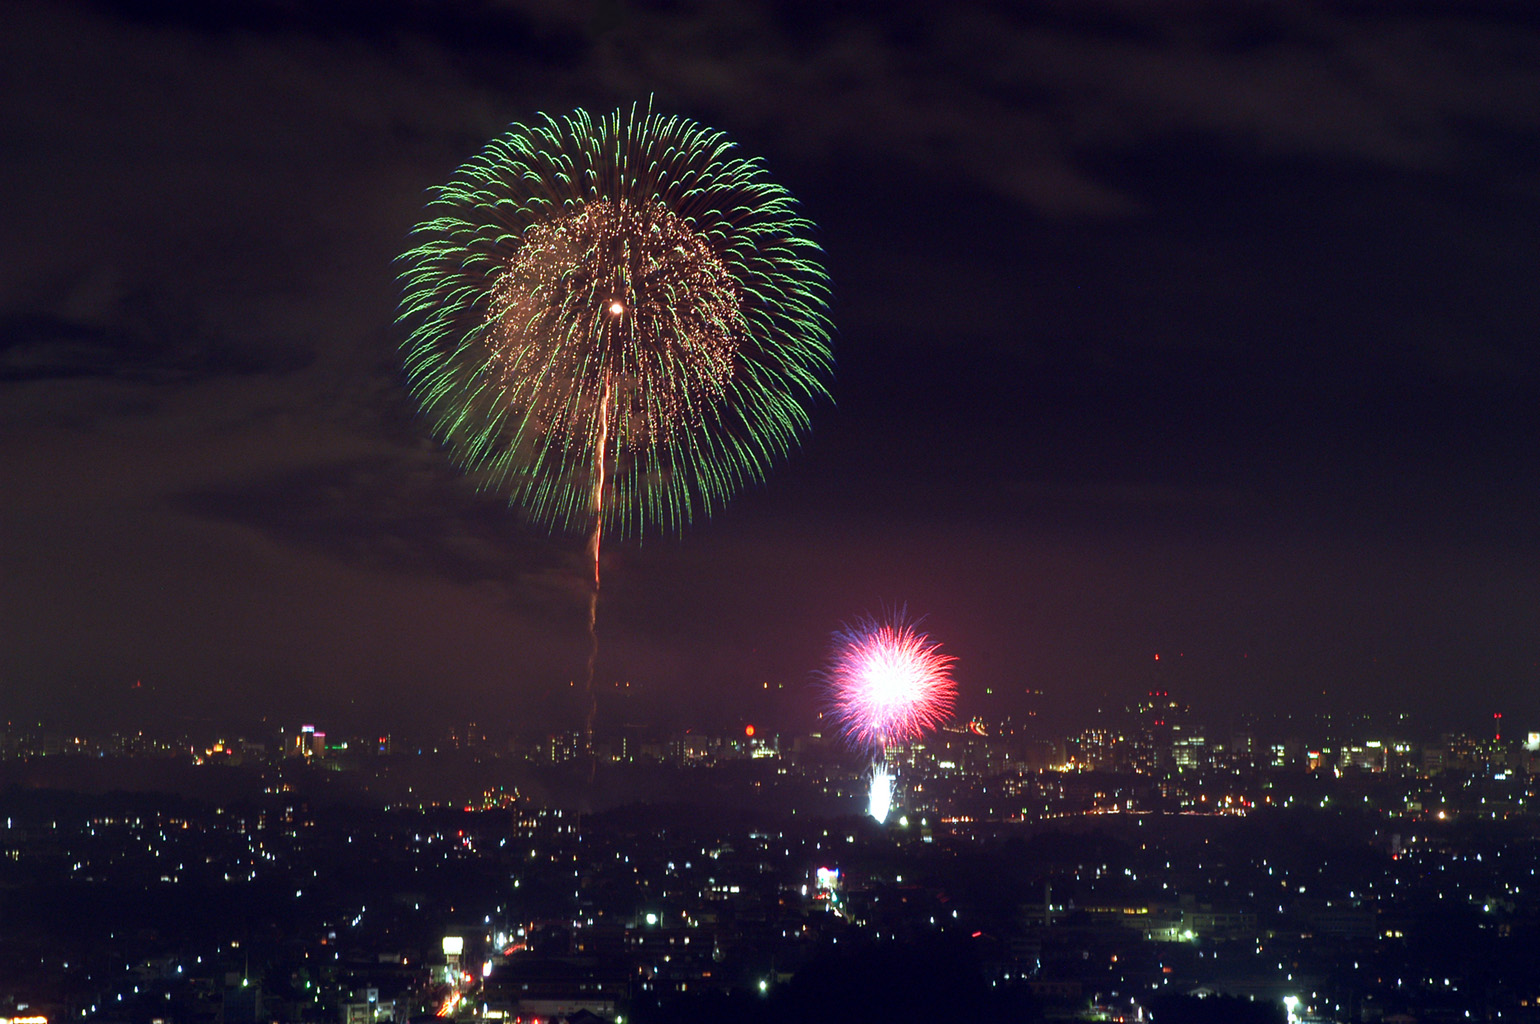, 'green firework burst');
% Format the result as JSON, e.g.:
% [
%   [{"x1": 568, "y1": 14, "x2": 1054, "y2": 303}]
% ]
[{"x1": 396, "y1": 103, "x2": 834, "y2": 538}]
